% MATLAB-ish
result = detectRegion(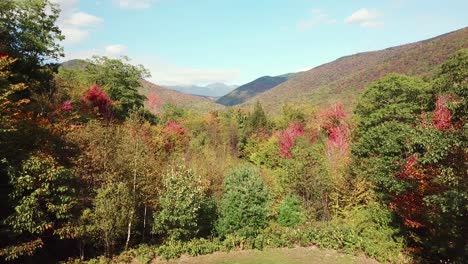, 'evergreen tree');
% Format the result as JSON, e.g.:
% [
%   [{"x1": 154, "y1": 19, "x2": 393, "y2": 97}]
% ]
[{"x1": 216, "y1": 165, "x2": 270, "y2": 238}]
